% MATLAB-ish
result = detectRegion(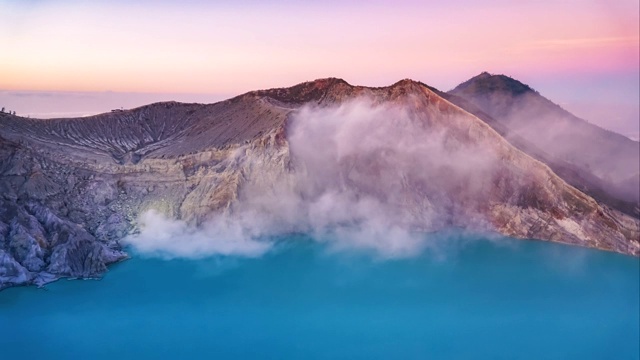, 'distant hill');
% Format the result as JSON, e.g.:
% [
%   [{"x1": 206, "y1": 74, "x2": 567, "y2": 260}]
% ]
[{"x1": 448, "y1": 72, "x2": 639, "y2": 212}]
